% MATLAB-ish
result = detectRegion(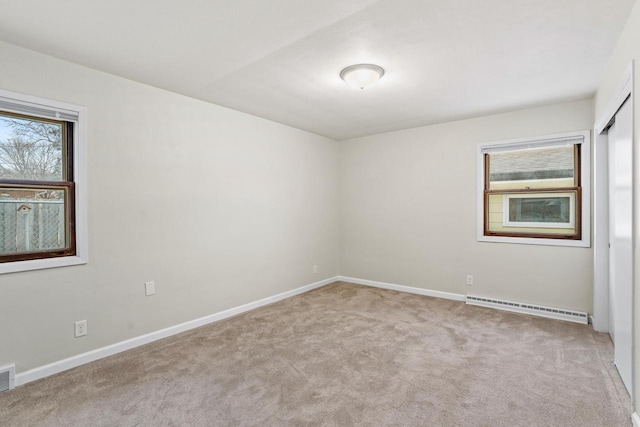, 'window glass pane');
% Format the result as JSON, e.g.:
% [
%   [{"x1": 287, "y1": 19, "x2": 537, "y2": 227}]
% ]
[
  {"x1": 508, "y1": 196, "x2": 571, "y2": 225},
  {"x1": 0, "y1": 112, "x2": 65, "y2": 181},
  {"x1": 489, "y1": 146, "x2": 574, "y2": 190},
  {"x1": 486, "y1": 192, "x2": 577, "y2": 236},
  {"x1": 0, "y1": 188, "x2": 68, "y2": 255}
]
